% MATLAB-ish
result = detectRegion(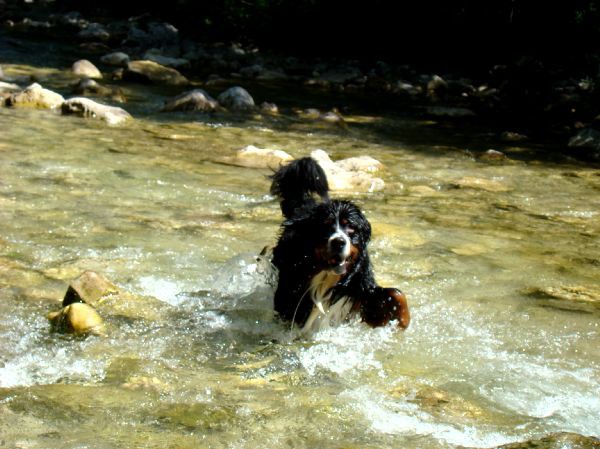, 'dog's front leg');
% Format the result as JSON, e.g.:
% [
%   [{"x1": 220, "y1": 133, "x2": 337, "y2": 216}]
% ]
[{"x1": 361, "y1": 287, "x2": 410, "y2": 329}]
